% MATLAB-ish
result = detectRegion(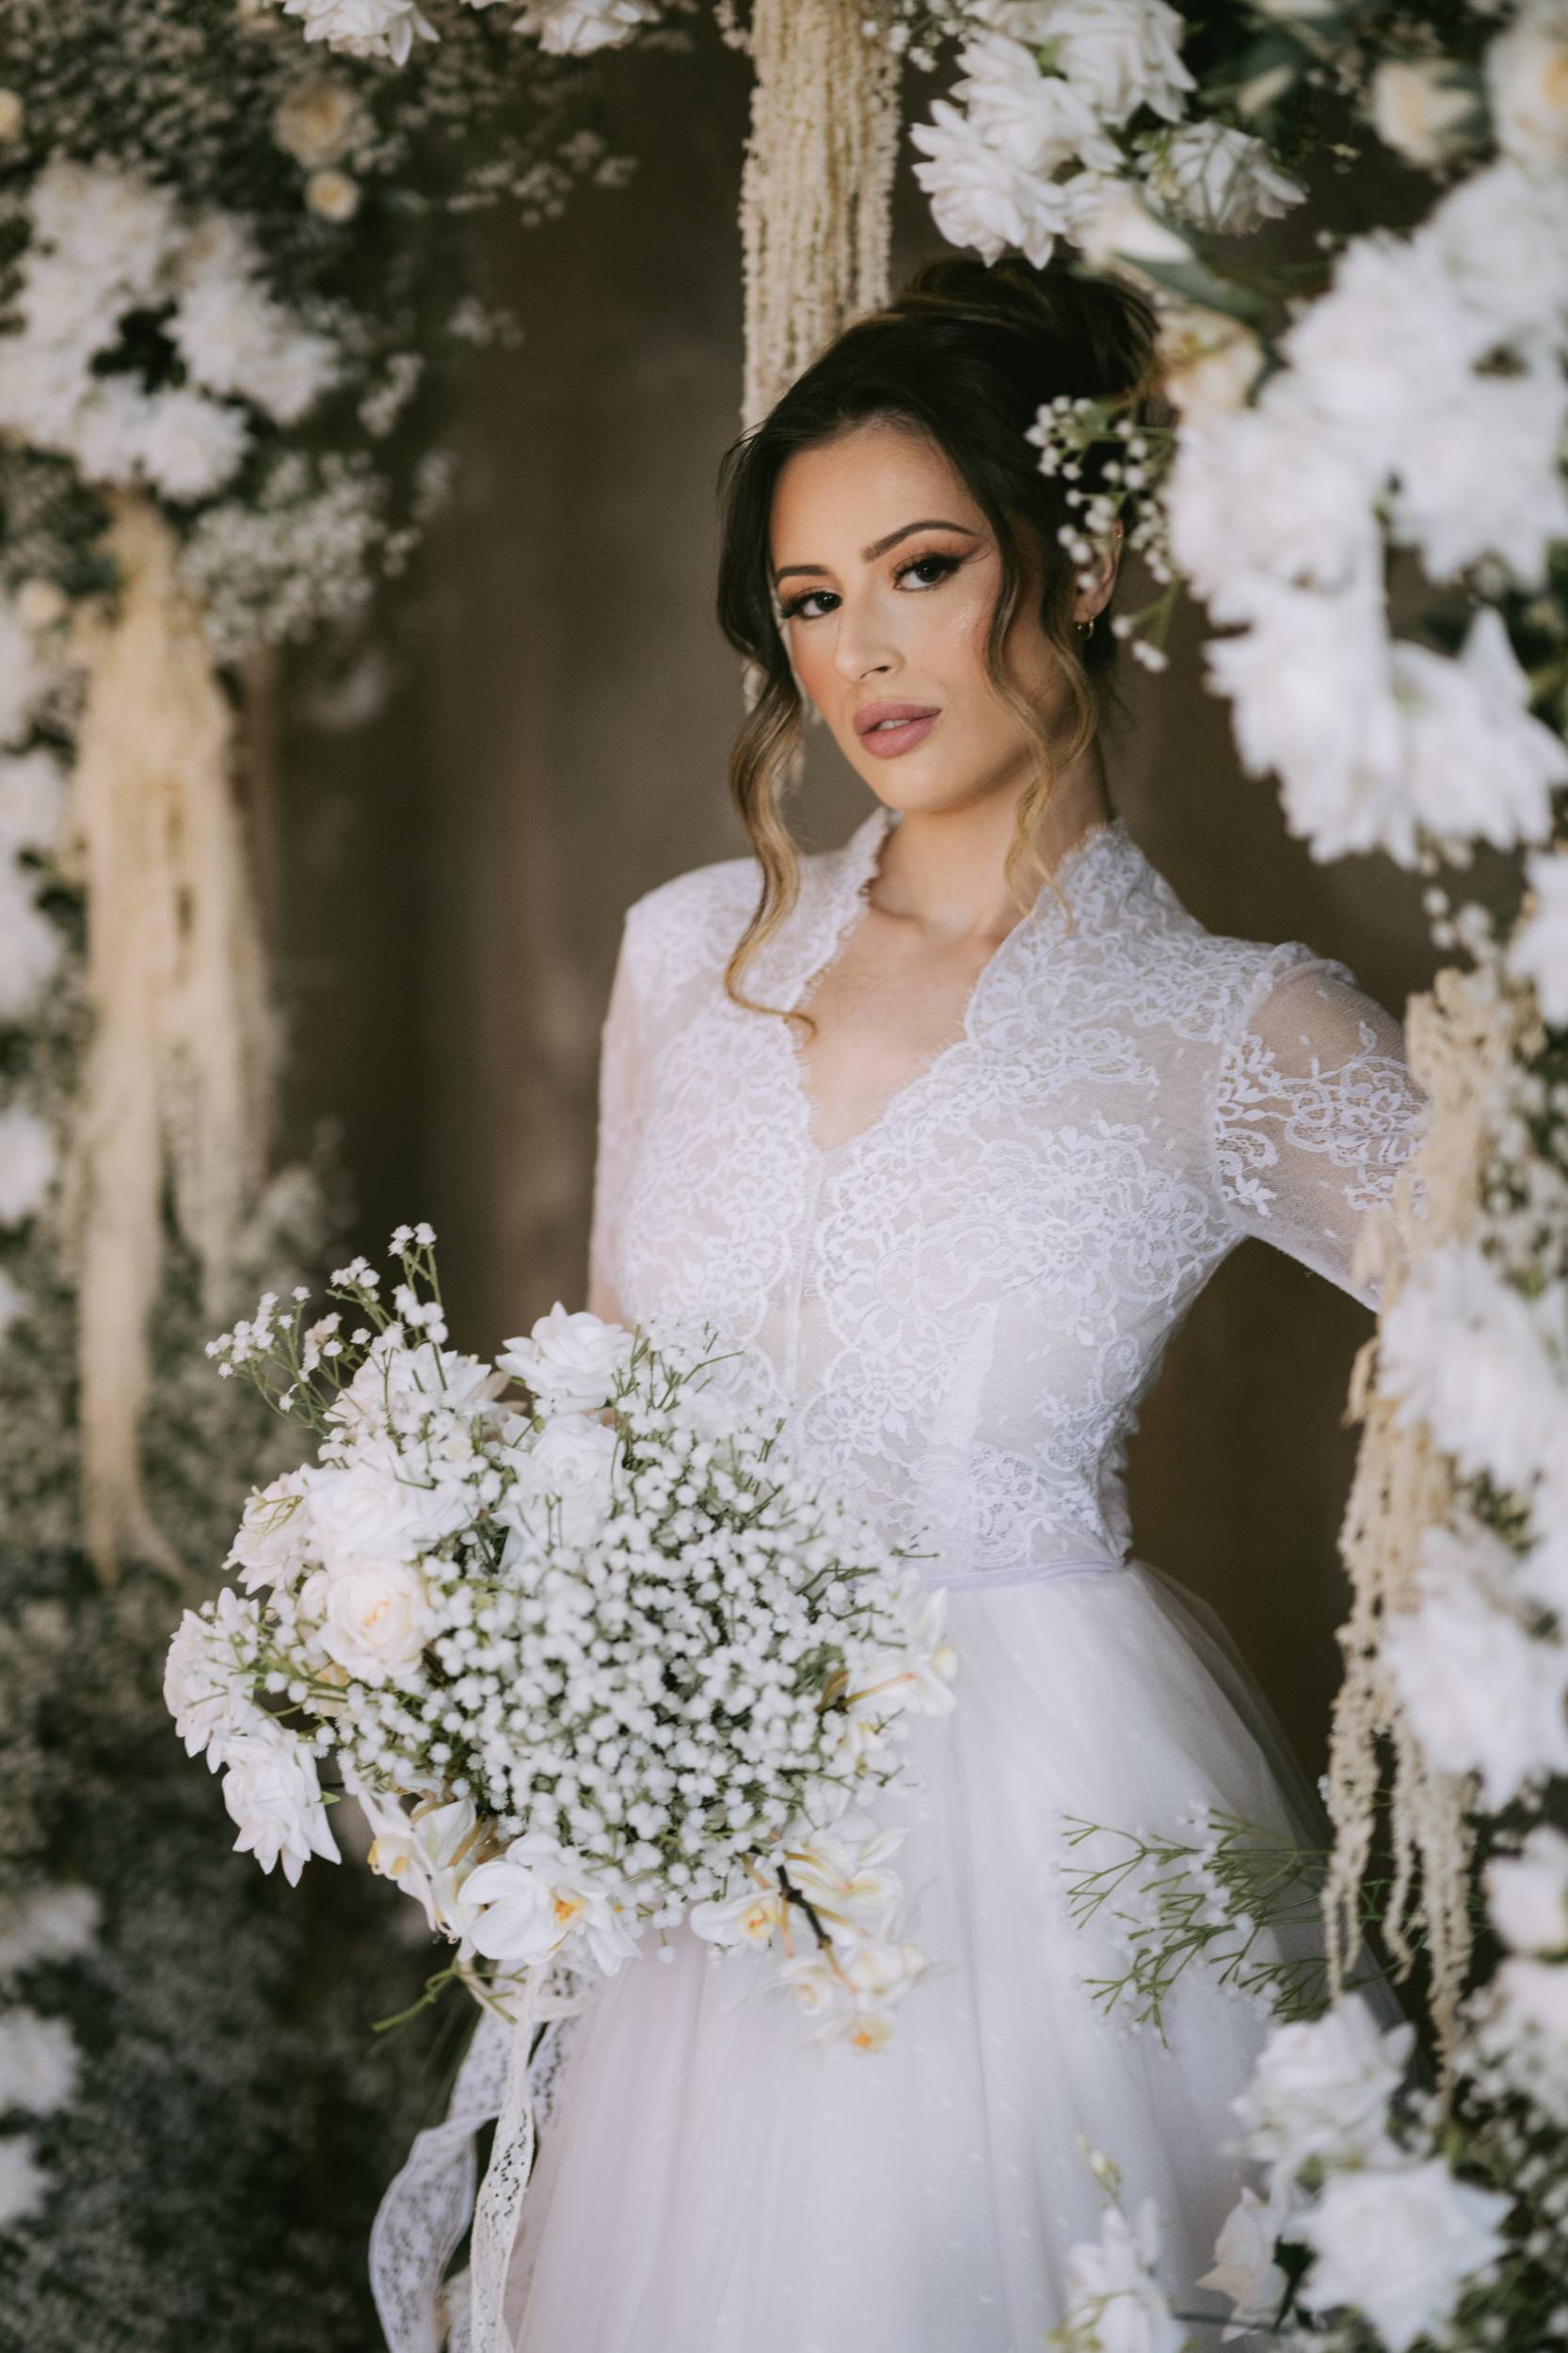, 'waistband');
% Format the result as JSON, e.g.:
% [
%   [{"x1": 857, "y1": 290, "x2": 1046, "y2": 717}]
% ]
[{"x1": 925, "y1": 1553, "x2": 1128, "y2": 1593}]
